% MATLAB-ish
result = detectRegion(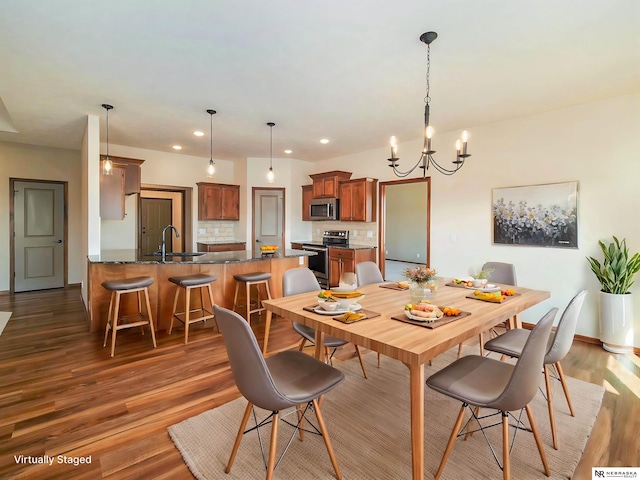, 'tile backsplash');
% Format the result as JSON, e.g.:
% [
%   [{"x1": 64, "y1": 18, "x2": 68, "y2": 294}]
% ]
[
  {"x1": 197, "y1": 222, "x2": 237, "y2": 242},
  {"x1": 311, "y1": 221, "x2": 378, "y2": 247}
]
